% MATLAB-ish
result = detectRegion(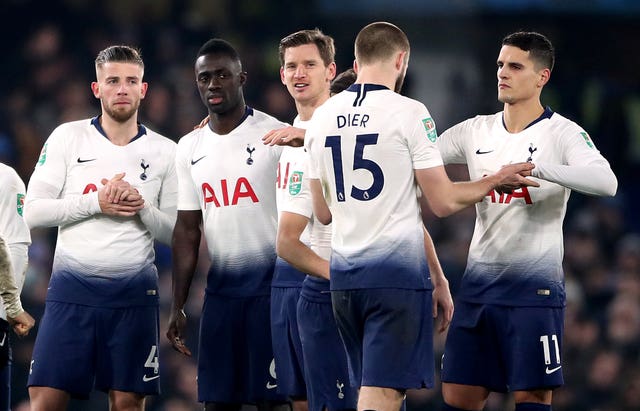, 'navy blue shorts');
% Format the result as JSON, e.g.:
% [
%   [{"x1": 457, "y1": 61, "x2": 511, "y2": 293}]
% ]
[
  {"x1": 441, "y1": 301, "x2": 565, "y2": 392},
  {"x1": 198, "y1": 293, "x2": 288, "y2": 403},
  {"x1": 331, "y1": 288, "x2": 434, "y2": 390},
  {"x1": 271, "y1": 286, "x2": 306, "y2": 397},
  {"x1": 298, "y1": 286, "x2": 357, "y2": 411},
  {"x1": 28, "y1": 301, "x2": 160, "y2": 398}
]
